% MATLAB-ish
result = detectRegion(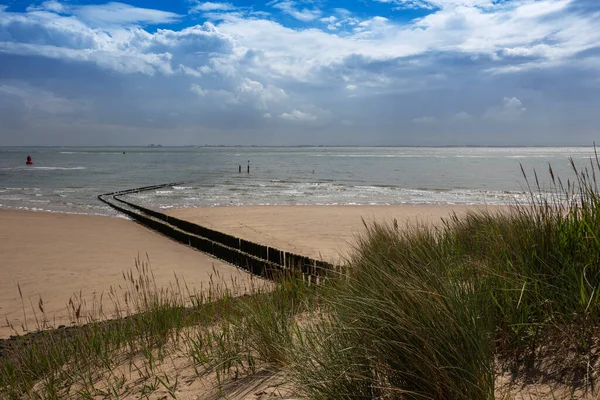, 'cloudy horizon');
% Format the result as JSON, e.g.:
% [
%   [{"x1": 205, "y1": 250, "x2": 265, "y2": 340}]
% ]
[{"x1": 0, "y1": 0, "x2": 599, "y2": 146}]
